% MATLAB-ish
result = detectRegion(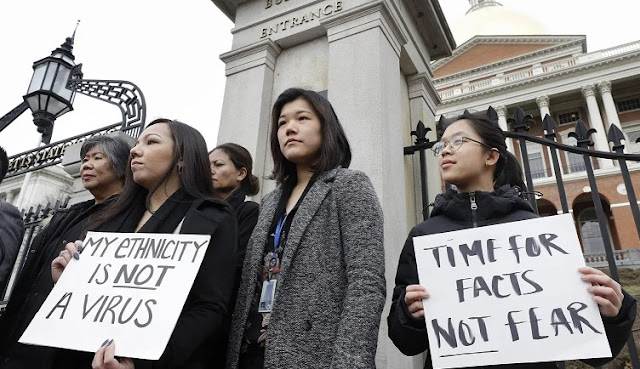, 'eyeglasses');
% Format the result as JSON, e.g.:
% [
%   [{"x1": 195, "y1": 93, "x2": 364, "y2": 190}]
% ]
[{"x1": 431, "y1": 136, "x2": 493, "y2": 157}]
